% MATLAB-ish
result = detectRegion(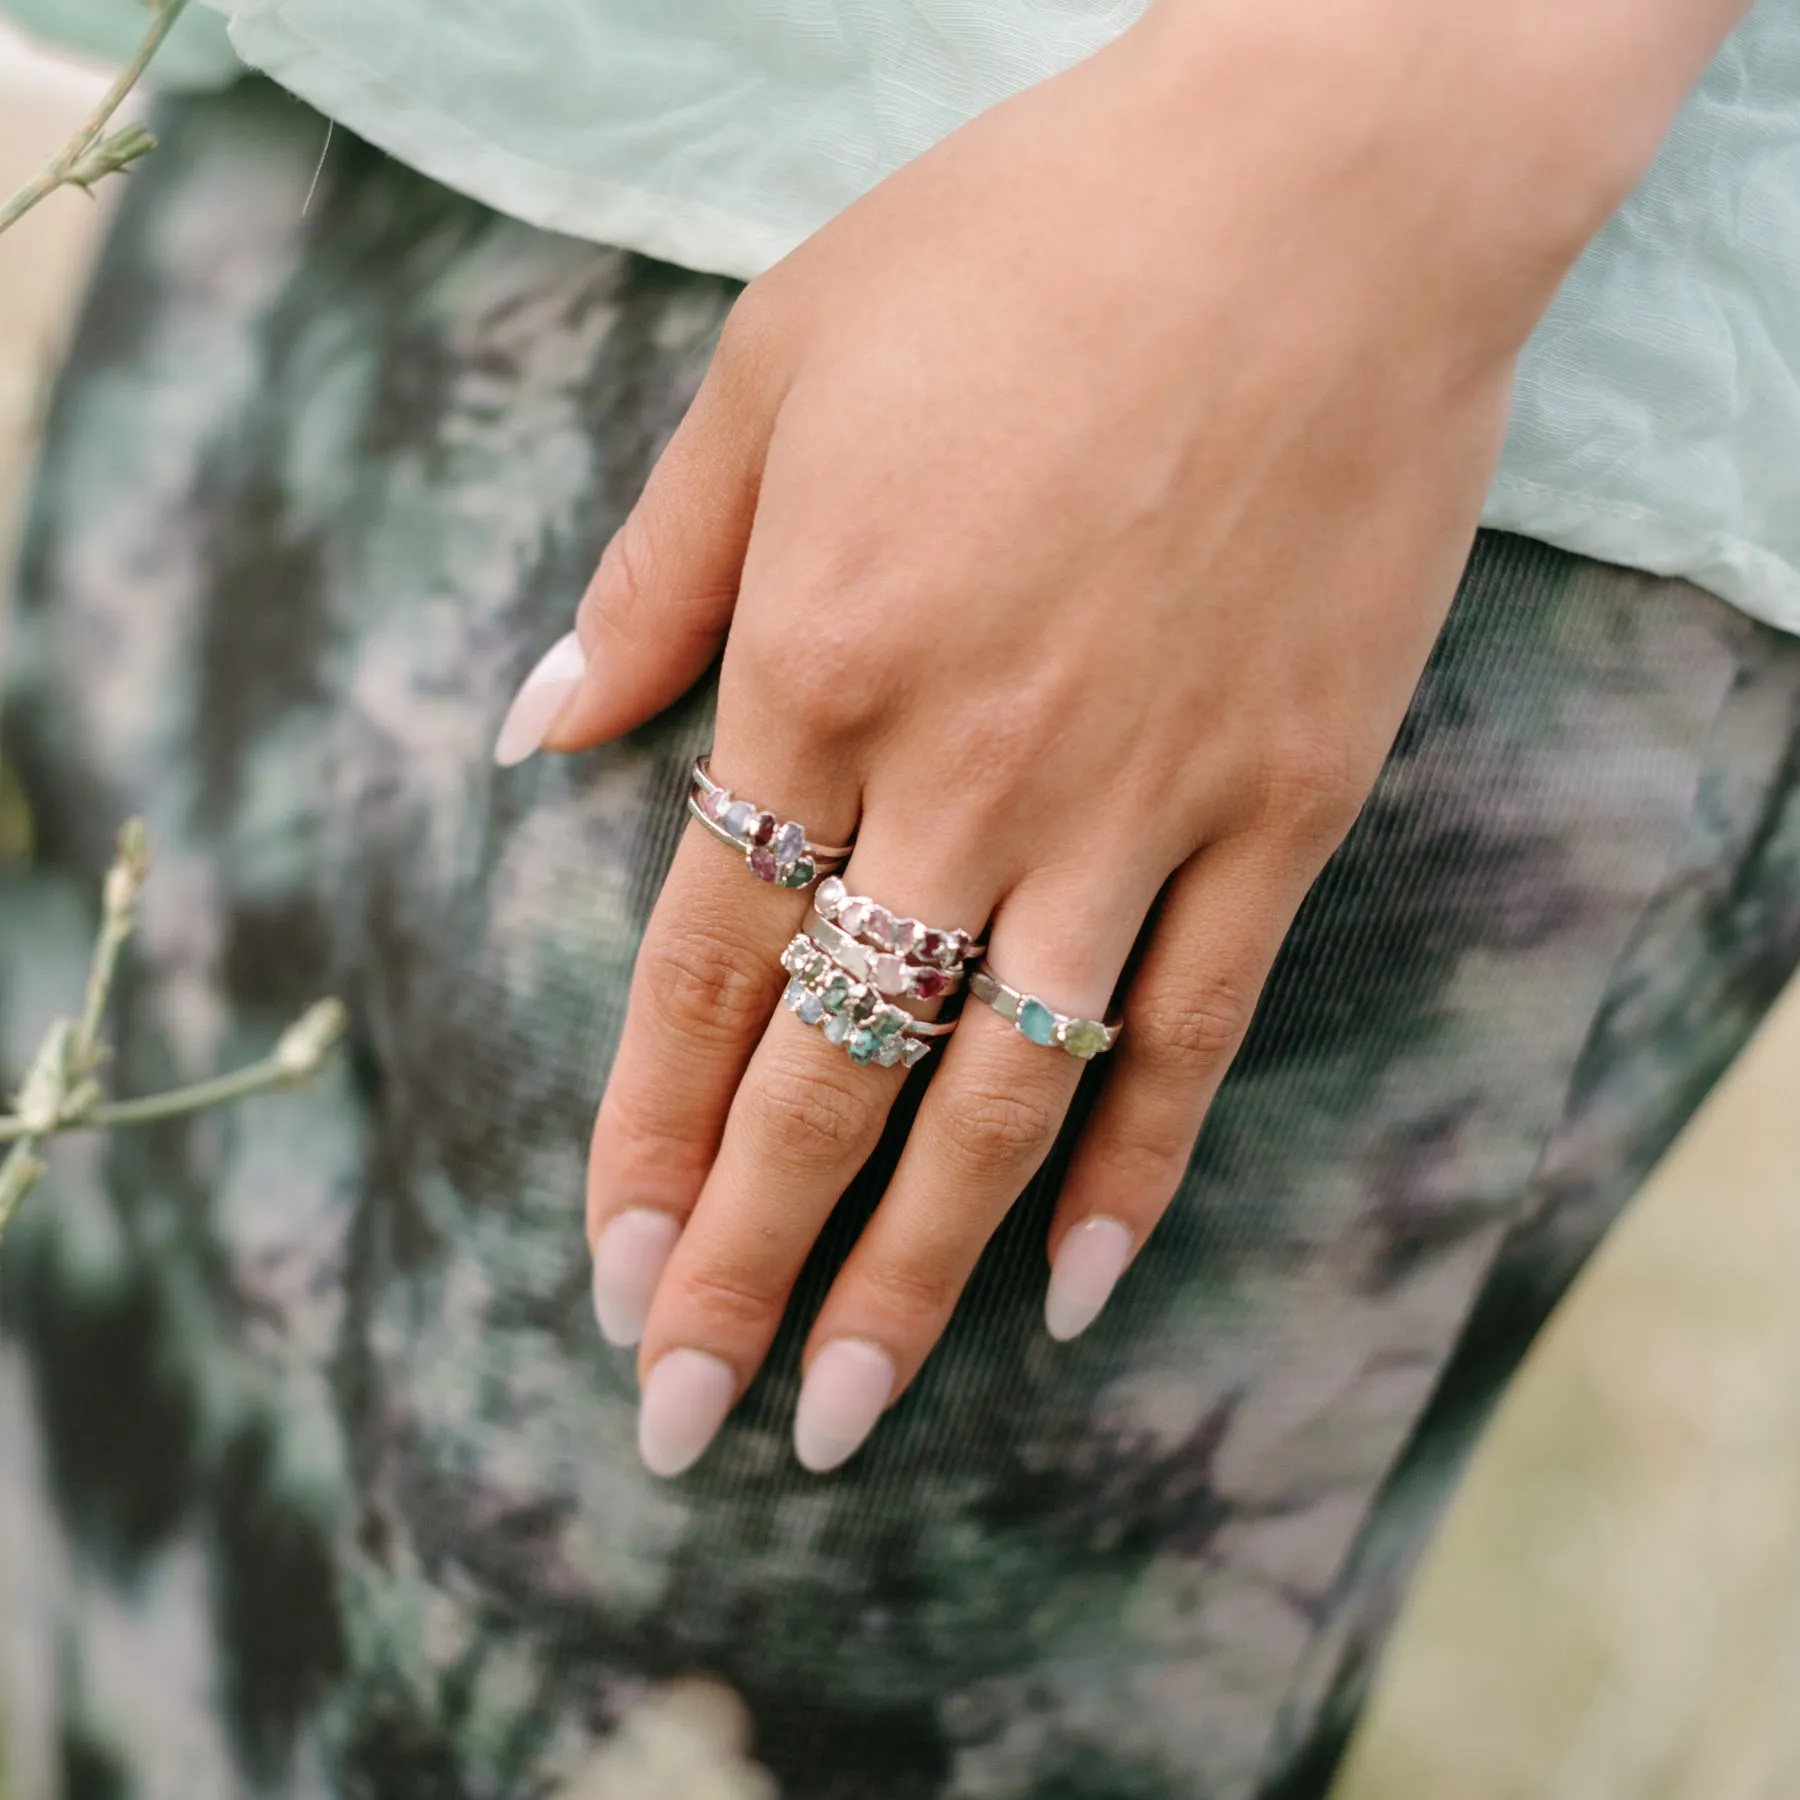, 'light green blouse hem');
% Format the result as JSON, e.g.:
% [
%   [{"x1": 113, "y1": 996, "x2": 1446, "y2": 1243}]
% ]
[
  {"x1": 1481, "y1": 476, "x2": 1800, "y2": 638},
  {"x1": 224, "y1": 7, "x2": 801, "y2": 284}
]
